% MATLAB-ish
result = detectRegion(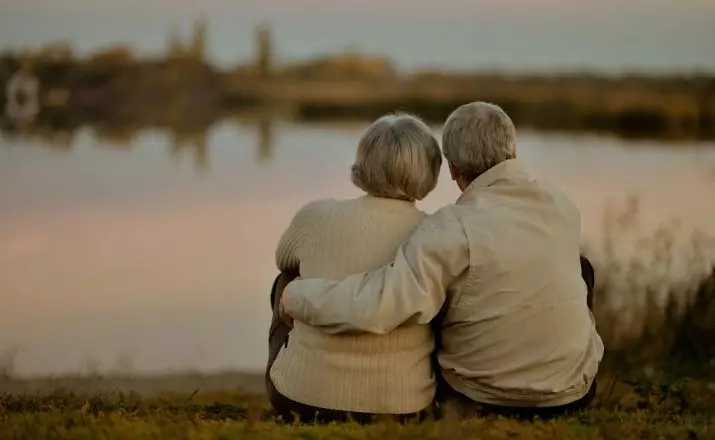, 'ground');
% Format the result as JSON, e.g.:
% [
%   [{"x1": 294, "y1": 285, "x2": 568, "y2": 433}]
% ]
[{"x1": 2, "y1": 370, "x2": 714, "y2": 439}]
